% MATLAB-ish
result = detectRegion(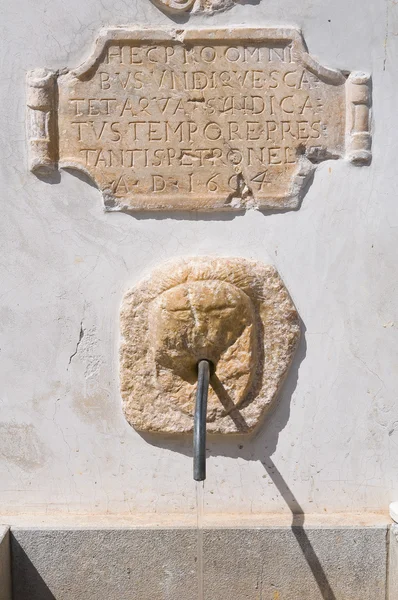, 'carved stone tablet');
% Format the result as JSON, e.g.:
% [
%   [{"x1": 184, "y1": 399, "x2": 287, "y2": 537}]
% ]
[
  {"x1": 27, "y1": 28, "x2": 372, "y2": 212},
  {"x1": 120, "y1": 257, "x2": 300, "y2": 434}
]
